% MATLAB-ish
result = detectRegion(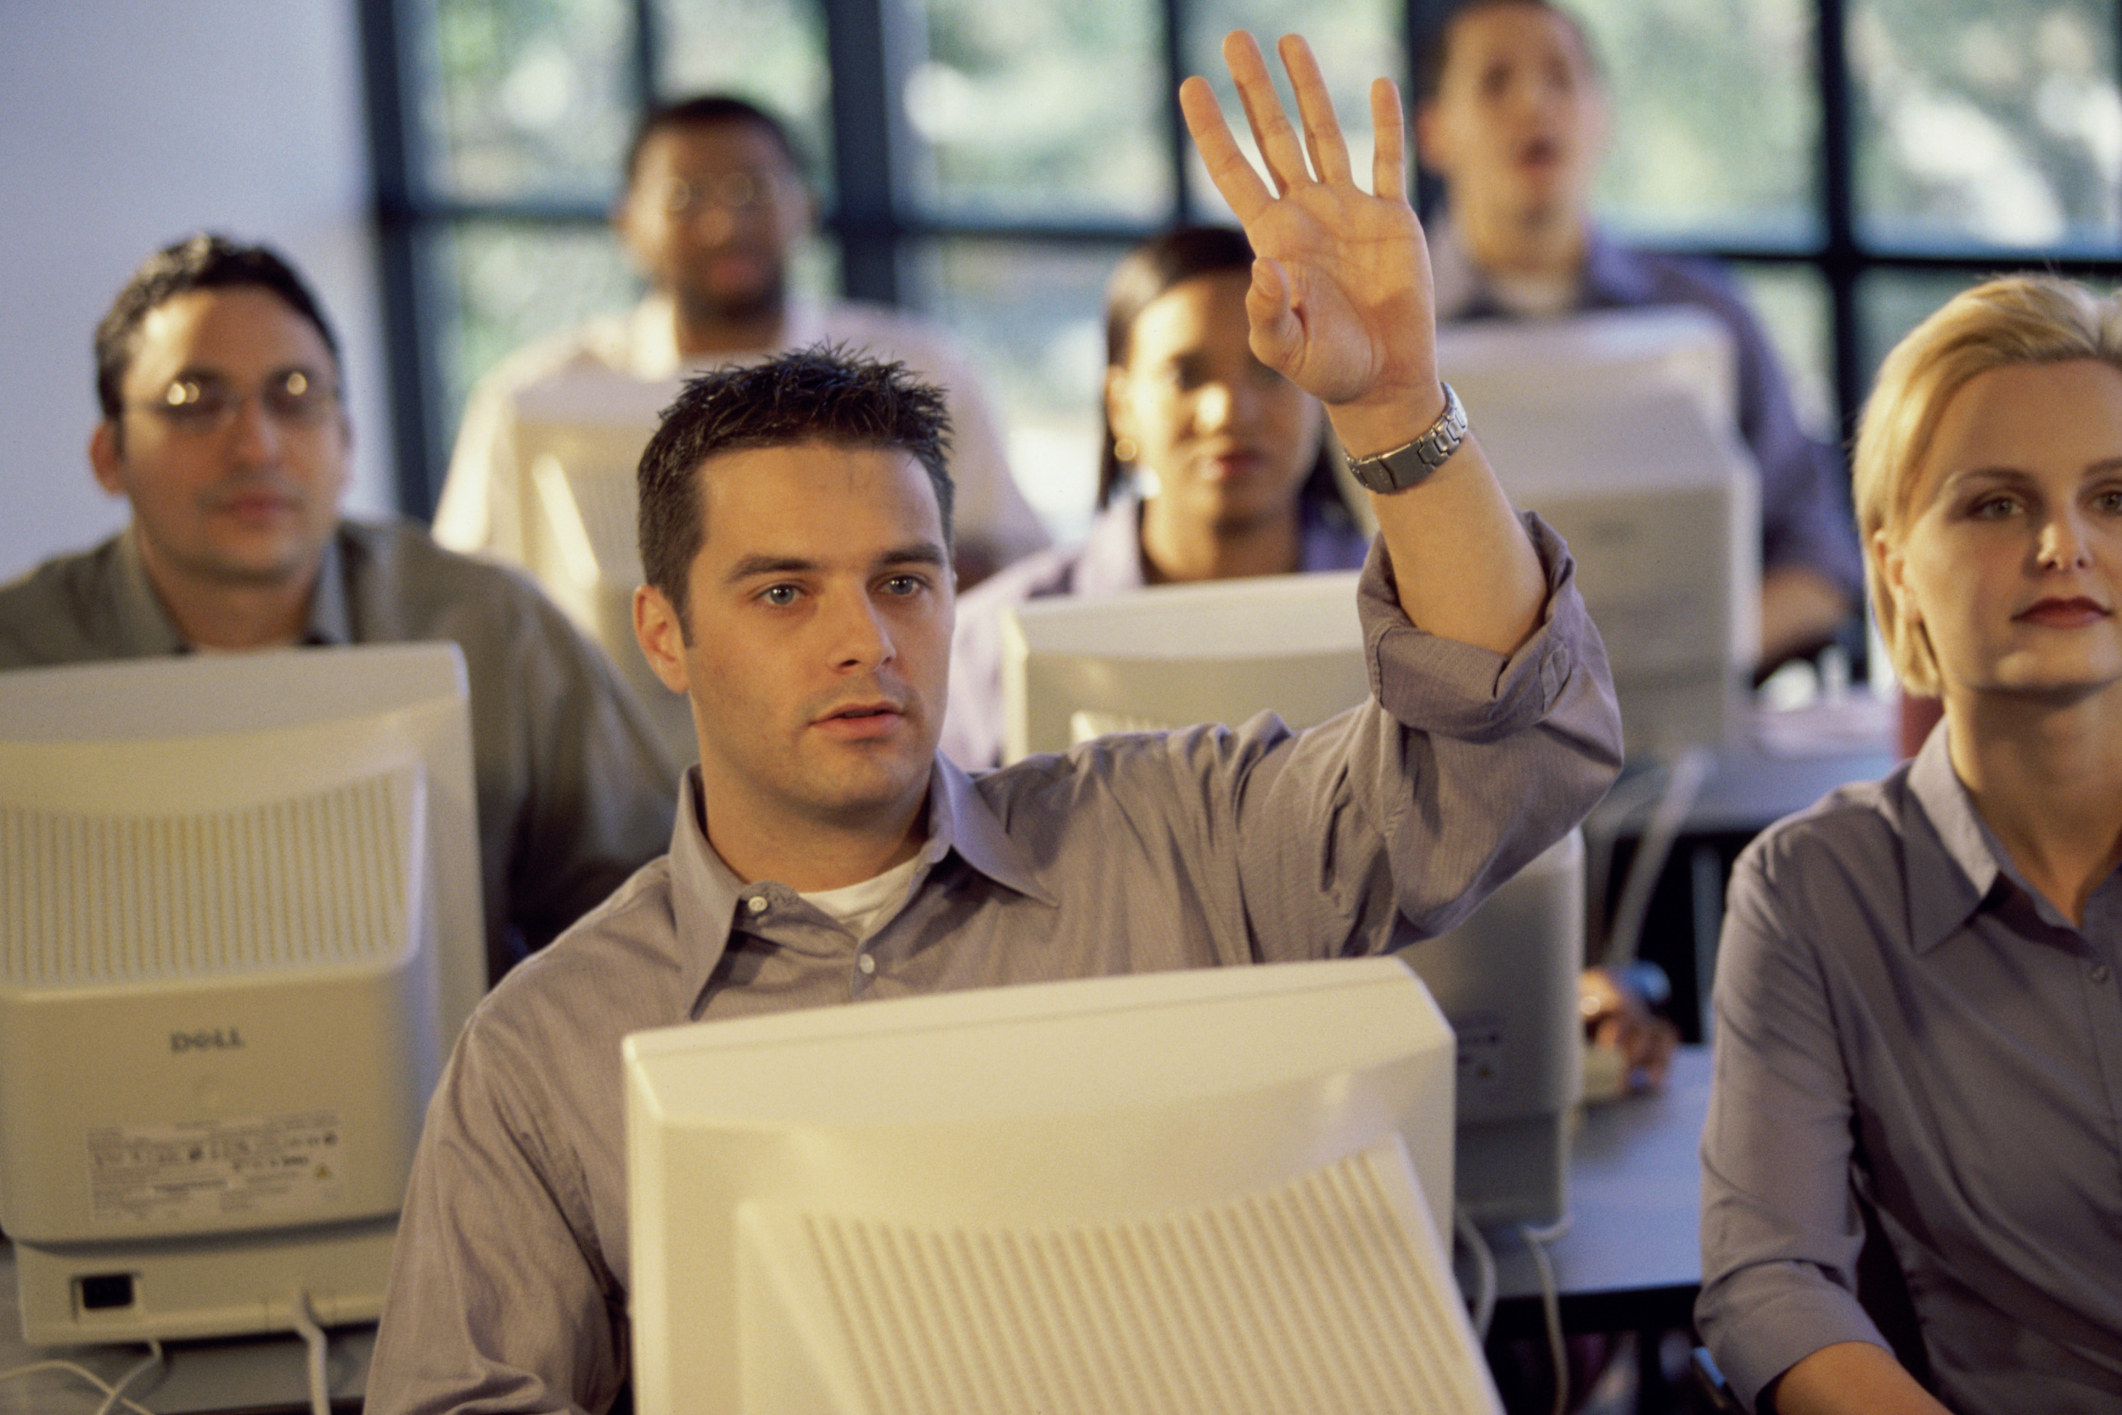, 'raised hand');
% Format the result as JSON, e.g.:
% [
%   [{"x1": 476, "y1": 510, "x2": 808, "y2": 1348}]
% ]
[
  {"x1": 1183, "y1": 30, "x2": 1549, "y2": 654},
  {"x1": 1177, "y1": 31, "x2": 1440, "y2": 430}
]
